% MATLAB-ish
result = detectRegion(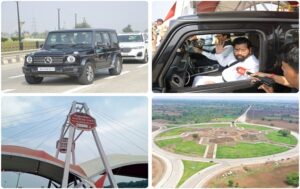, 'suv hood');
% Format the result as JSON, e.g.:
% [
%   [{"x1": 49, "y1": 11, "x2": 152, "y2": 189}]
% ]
[
  {"x1": 119, "y1": 42, "x2": 145, "y2": 48},
  {"x1": 32, "y1": 48, "x2": 94, "y2": 56}
]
